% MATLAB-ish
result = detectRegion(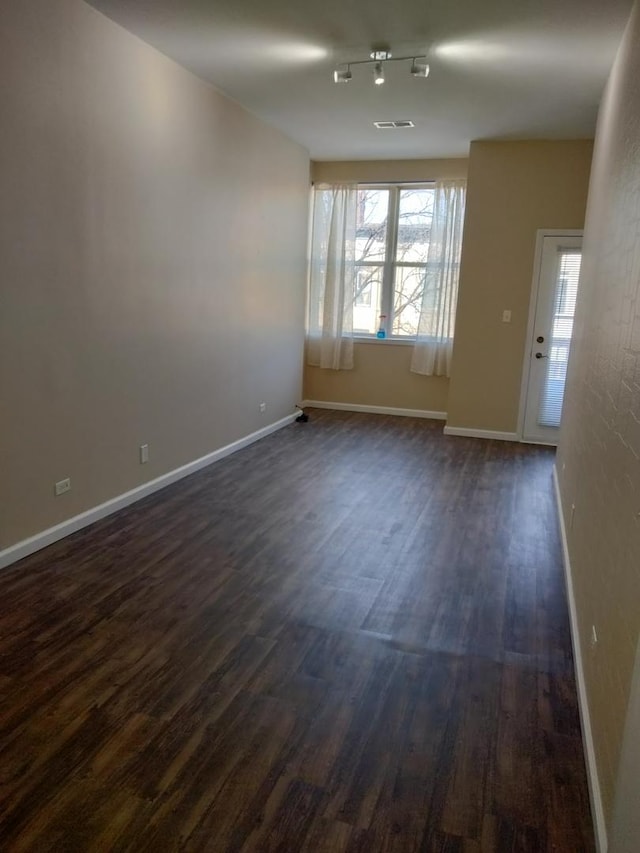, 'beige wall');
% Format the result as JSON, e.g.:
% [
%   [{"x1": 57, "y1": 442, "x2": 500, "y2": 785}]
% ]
[
  {"x1": 557, "y1": 1, "x2": 640, "y2": 833},
  {"x1": 305, "y1": 158, "x2": 467, "y2": 412},
  {"x1": 312, "y1": 158, "x2": 468, "y2": 185},
  {"x1": 308, "y1": 150, "x2": 593, "y2": 424},
  {"x1": 304, "y1": 343, "x2": 449, "y2": 413},
  {"x1": 447, "y1": 140, "x2": 593, "y2": 433},
  {"x1": 0, "y1": 0, "x2": 310, "y2": 549}
]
